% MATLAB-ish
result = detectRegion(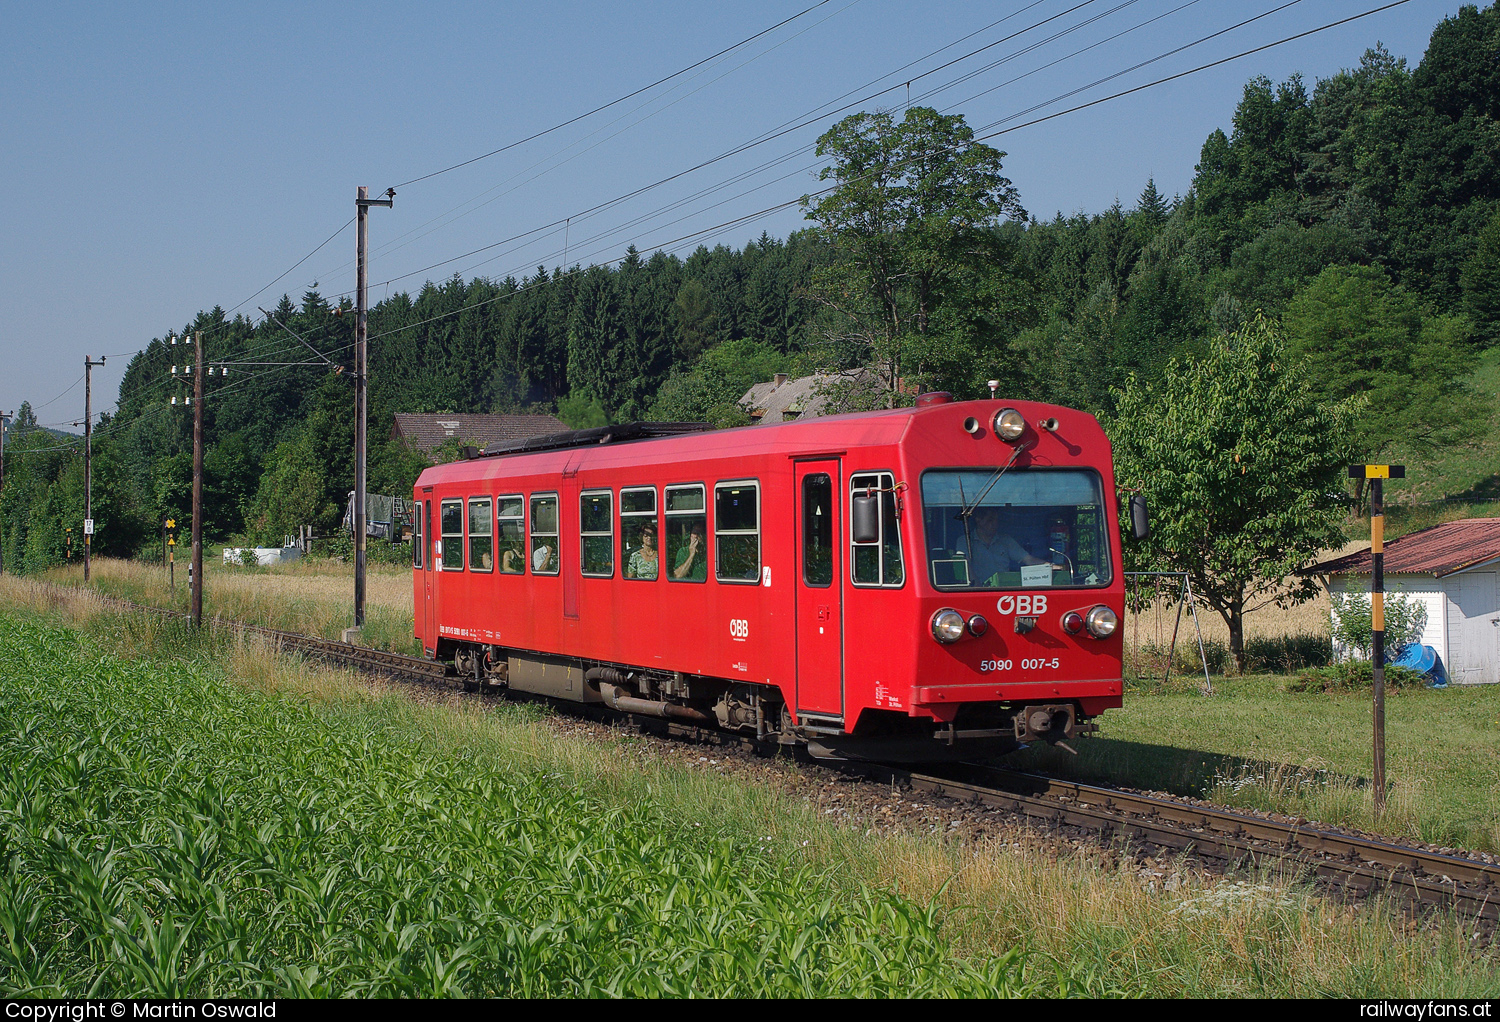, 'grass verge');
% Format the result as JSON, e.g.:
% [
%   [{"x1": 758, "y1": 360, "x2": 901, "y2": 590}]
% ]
[{"x1": 1014, "y1": 671, "x2": 1500, "y2": 853}]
